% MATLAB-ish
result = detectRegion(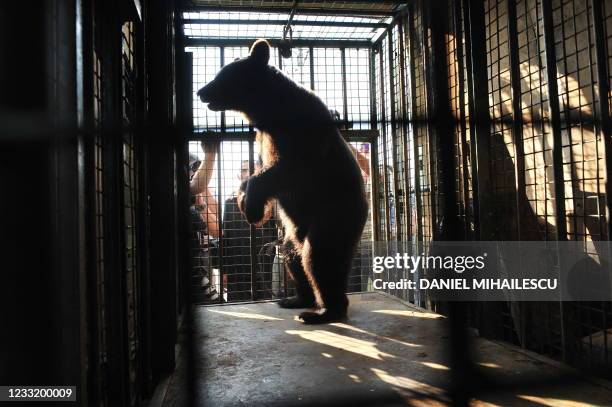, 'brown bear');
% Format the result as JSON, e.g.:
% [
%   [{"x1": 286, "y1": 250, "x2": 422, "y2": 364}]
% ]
[{"x1": 197, "y1": 39, "x2": 368, "y2": 324}]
